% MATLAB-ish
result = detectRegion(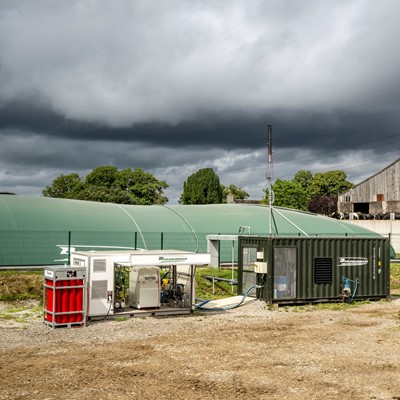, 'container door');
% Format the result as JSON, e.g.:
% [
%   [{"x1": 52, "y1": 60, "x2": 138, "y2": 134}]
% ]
[
  {"x1": 88, "y1": 258, "x2": 114, "y2": 316},
  {"x1": 274, "y1": 247, "x2": 297, "y2": 299},
  {"x1": 241, "y1": 246, "x2": 258, "y2": 294}
]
